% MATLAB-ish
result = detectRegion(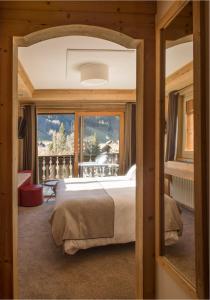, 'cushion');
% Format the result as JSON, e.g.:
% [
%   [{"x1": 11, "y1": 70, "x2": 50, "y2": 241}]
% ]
[{"x1": 126, "y1": 164, "x2": 136, "y2": 180}]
